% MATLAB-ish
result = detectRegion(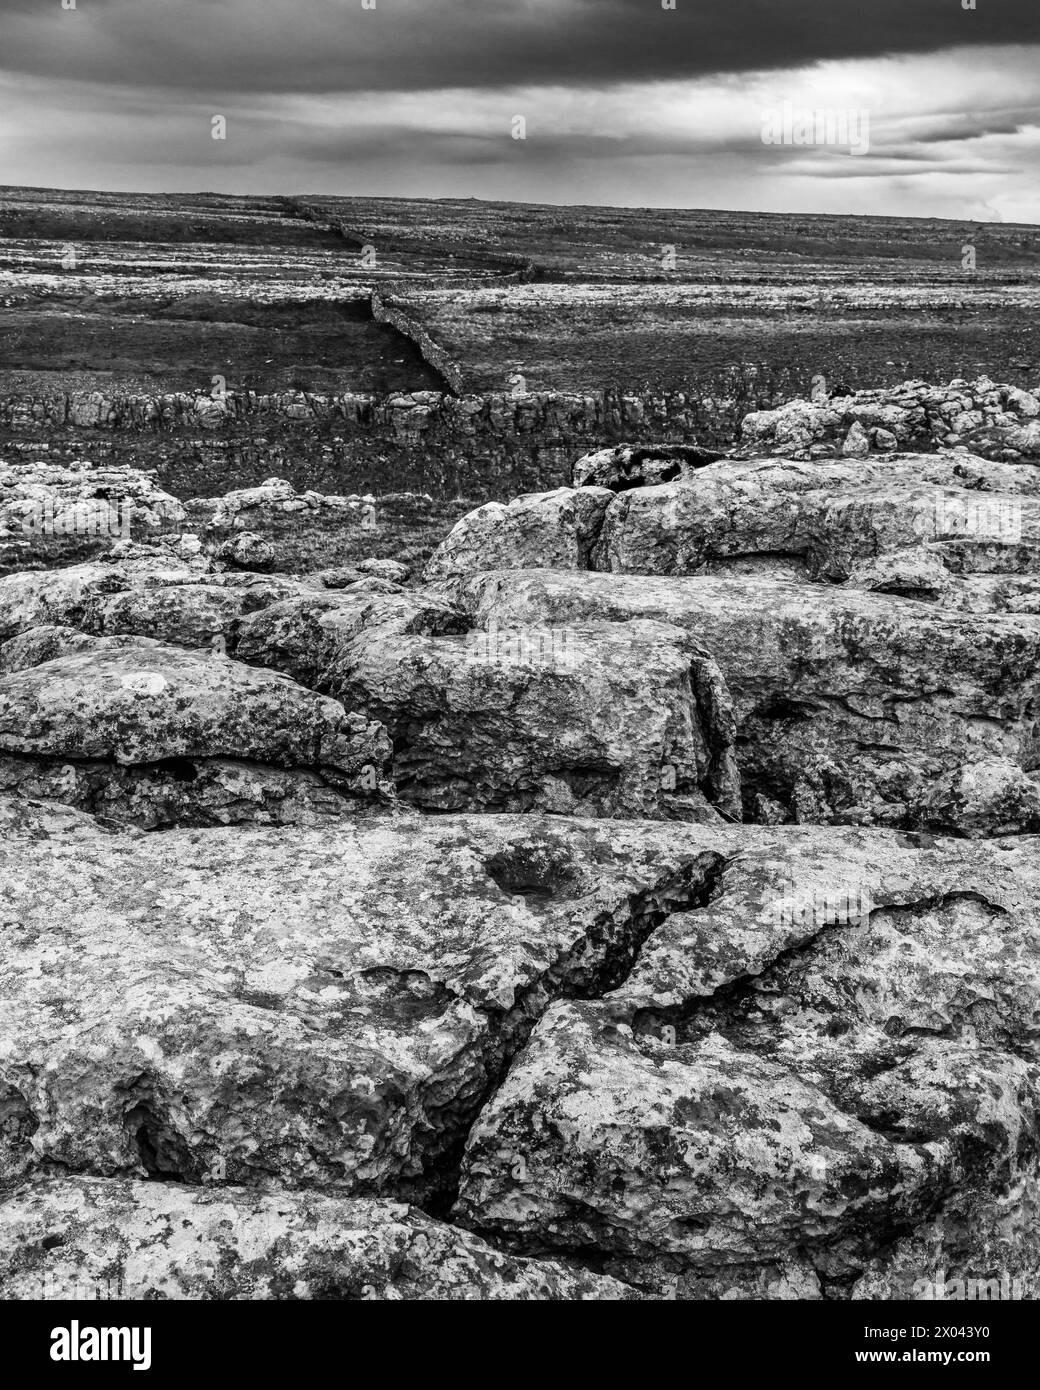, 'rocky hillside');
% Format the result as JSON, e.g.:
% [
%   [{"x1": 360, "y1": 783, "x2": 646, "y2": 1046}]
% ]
[{"x1": 1, "y1": 391, "x2": 1039, "y2": 1299}]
